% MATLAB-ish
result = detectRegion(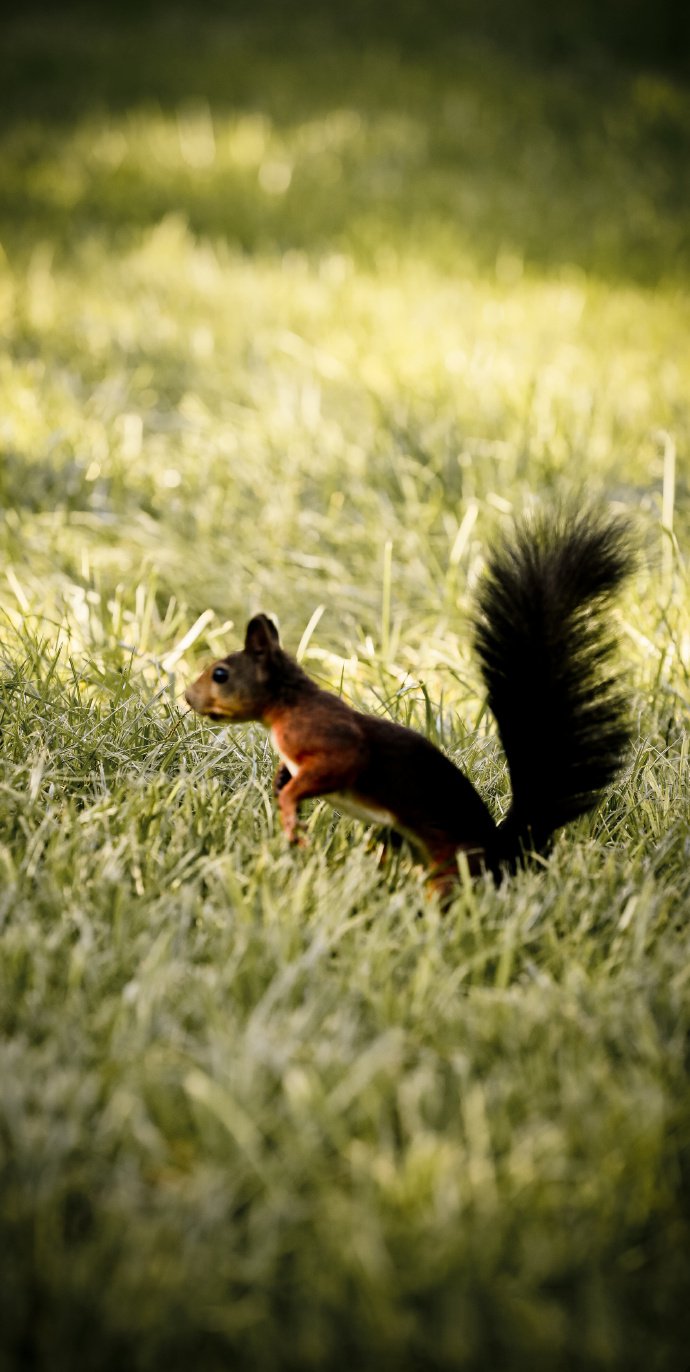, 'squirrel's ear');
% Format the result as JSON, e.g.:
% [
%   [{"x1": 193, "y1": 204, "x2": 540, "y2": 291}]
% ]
[{"x1": 244, "y1": 614, "x2": 280, "y2": 657}]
